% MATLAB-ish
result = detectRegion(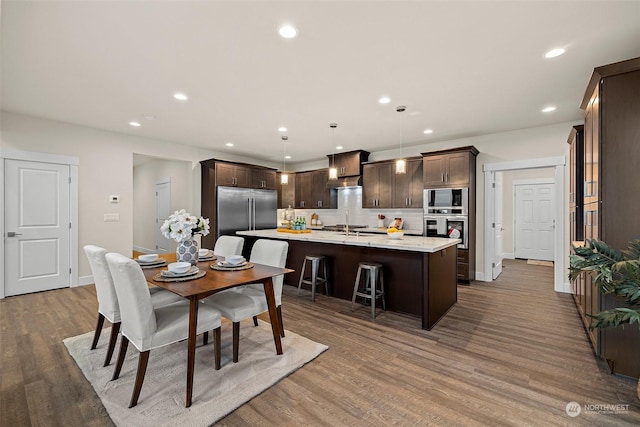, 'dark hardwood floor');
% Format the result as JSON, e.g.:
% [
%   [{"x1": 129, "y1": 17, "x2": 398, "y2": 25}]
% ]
[{"x1": 1, "y1": 259, "x2": 638, "y2": 426}]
